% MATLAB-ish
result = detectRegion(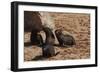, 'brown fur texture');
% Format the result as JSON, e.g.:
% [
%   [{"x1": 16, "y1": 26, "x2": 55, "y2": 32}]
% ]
[{"x1": 24, "y1": 11, "x2": 43, "y2": 32}]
